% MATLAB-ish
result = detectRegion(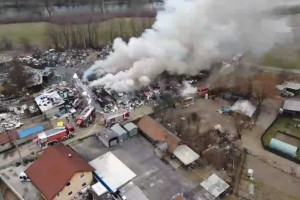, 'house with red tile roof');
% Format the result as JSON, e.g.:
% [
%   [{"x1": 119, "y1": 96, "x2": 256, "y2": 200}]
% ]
[{"x1": 25, "y1": 144, "x2": 94, "y2": 200}]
